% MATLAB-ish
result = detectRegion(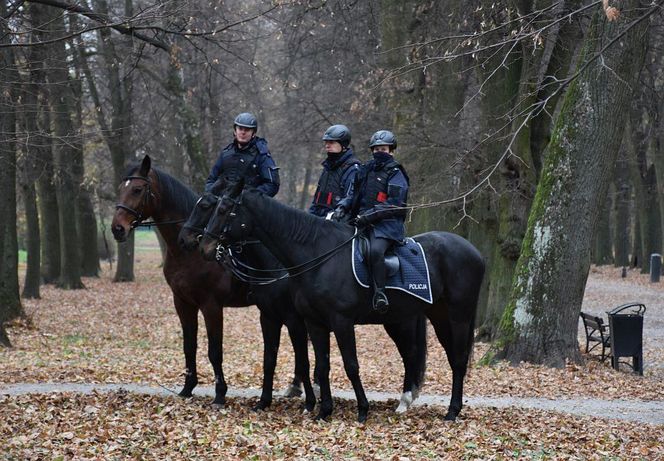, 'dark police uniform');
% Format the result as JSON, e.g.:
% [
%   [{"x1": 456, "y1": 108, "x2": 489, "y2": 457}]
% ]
[
  {"x1": 205, "y1": 137, "x2": 279, "y2": 197},
  {"x1": 351, "y1": 152, "x2": 409, "y2": 309},
  {"x1": 309, "y1": 149, "x2": 361, "y2": 217}
]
